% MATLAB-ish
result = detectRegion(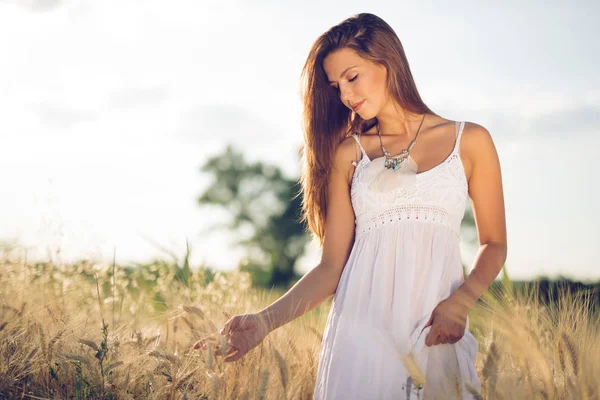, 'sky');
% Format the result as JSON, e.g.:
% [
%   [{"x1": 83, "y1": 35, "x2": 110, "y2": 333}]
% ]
[{"x1": 0, "y1": 0, "x2": 598, "y2": 282}]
